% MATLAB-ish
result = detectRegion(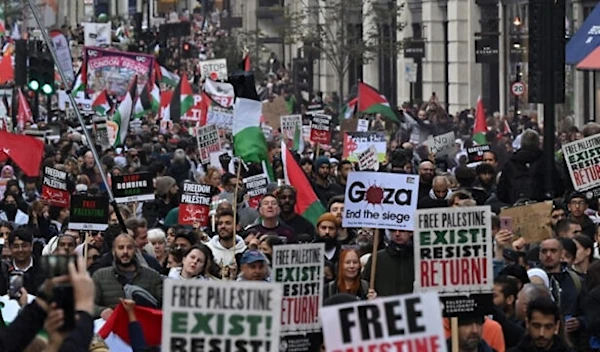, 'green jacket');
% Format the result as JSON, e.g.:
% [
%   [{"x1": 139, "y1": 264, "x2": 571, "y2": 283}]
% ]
[
  {"x1": 92, "y1": 263, "x2": 164, "y2": 318},
  {"x1": 362, "y1": 245, "x2": 414, "y2": 297}
]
